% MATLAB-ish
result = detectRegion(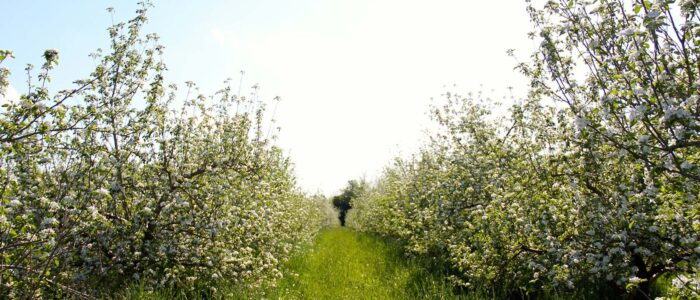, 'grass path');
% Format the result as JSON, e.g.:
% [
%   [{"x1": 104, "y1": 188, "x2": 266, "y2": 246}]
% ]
[{"x1": 264, "y1": 227, "x2": 461, "y2": 299}]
